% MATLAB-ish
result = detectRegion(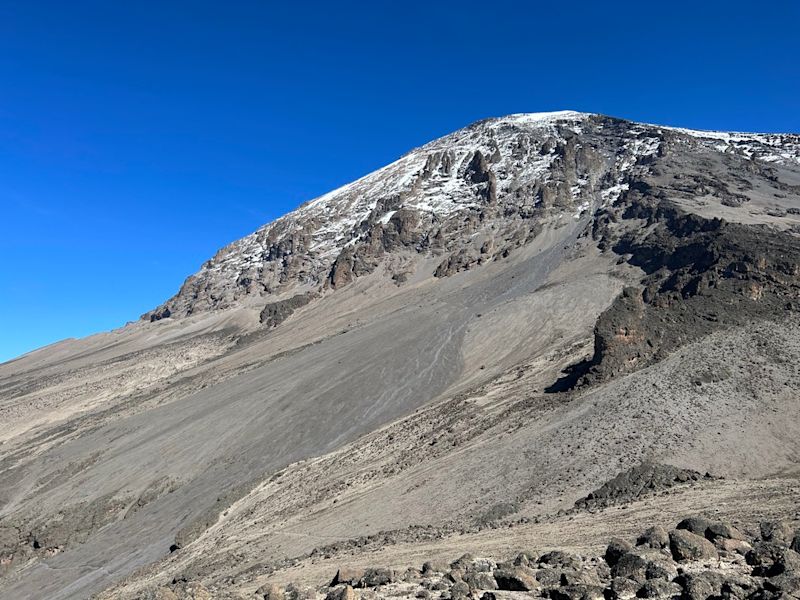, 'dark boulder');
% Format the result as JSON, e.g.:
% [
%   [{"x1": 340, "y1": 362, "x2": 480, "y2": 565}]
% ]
[
  {"x1": 421, "y1": 560, "x2": 449, "y2": 576},
  {"x1": 644, "y1": 556, "x2": 678, "y2": 581},
  {"x1": 745, "y1": 543, "x2": 800, "y2": 576},
  {"x1": 331, "y1": 568, "x2": 363, "y2": 586},
  {"x1": 611, "y1": 553, "x2": 649, "y2": 583},
  {"x1": 674, "y1": 571, "x2": 725, "y2": 600},
  {"x1": 760, "y1": 521, "x2": 795, "y2": 546},
  {"x1": 493, "y1": 566, "x2": 539, "y2": 591},
  {"x1": 669, "y1": 529, "x2": 718, "y2": 562},
  {"x1": 637, "y1": 526, "x2": 670, "y2": 550},
  {"x1": 560, "y1": 569, "x2": 603, "y2": 587},
  {"x1": 548, "y1": 584, "x2": 605, "y2": 600},
  {"x1": 676, "y1": 516, "x2": 714, "y2": 538},
  {"x1": 539, "y1": 551, "x2": 583, "y2": 570},
  {"x1": 464, "y1": 571, "x2": 498, "y2": 591},
  {"x1": 763, "y1": 572, "x2": 800, "y2": 596},
  {"x1": 324, "y1": 585, "x2": 355, "y2": 600},
  {"x1": 357, "y1": 567, "x2": 395, "y2": 587},
  {"x1": 257, "y1": 584, "x2": 284, "y2": 600},
  {"x1": 536, "y1": 568, "x2": 564, "y2": 588},
  {"x1": 451, "y1": 580, "x2": 471, "y2": 600},
  {"x1": 636, "y1": 579, "x2": 682, "y2": 598},
  {"x1": 607, "y1": 539, "x2": 635, "y2": 567},
  {"x1": 606, "y1": 576, "x2": 641, "y2": 600},
  {"x1": 705, "y1": 521, "x2": 745, "y2": 542}
]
